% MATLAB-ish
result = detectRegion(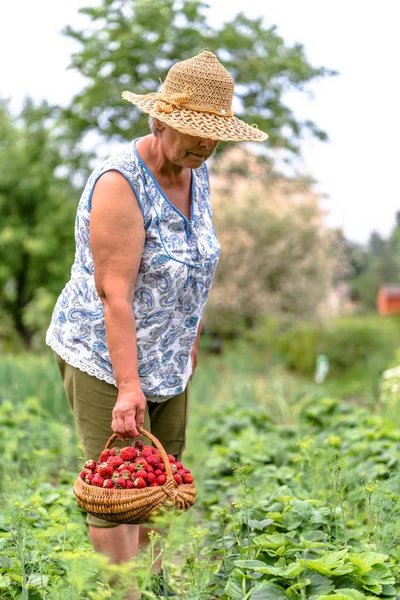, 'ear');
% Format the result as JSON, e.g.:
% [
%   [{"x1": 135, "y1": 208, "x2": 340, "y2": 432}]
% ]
[{"x1": 155, "y1": 119, "x2": 166, "y2": 133}]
